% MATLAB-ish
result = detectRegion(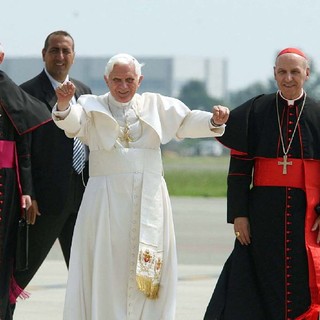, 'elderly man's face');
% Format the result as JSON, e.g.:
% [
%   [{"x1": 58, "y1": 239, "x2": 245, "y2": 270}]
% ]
[
  {"x1": 274, "y1": 53, "x2": 310, "y2": 100},
  {"x1": 105, "y1": 63, "x2": 143, "y2": 103}
]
